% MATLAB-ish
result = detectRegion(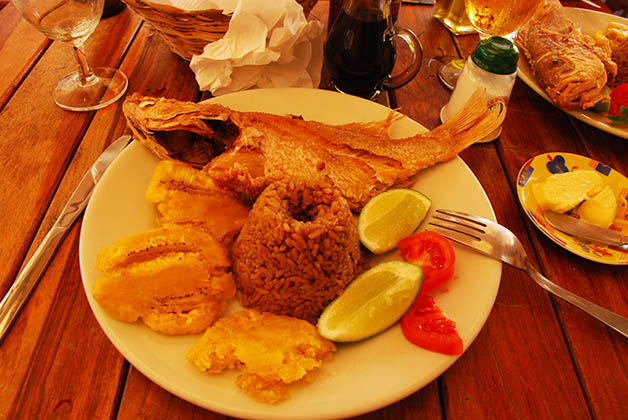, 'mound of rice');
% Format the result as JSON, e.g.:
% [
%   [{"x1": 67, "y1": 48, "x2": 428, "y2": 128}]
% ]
[{"x1": 232, "y1": 179, "x2": 362, "y2": 323}]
